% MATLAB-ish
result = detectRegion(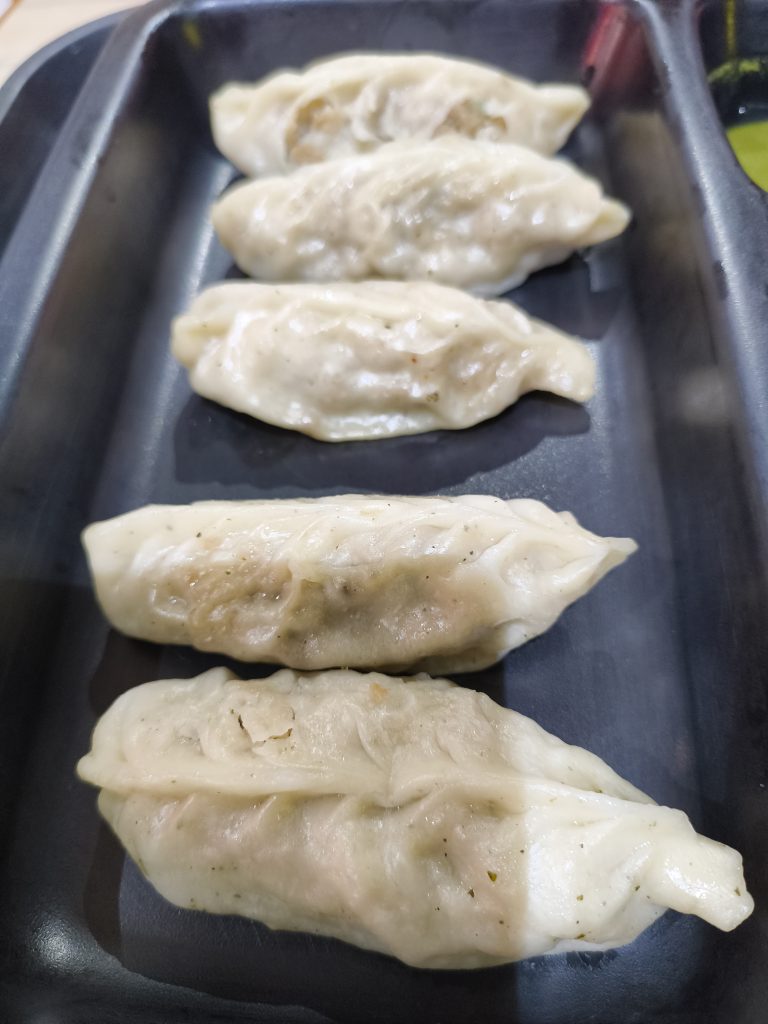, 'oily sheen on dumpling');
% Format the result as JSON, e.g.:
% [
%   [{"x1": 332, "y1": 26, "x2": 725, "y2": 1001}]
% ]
[
  {"x1": 81, "y1": 495, "x2": 635, "y2": 673},
  {"x1": 211, "y1": 139, "x2": 630, "y2": 295},
  {"x1": 210, "y1": 52, "x2": 589, "y2": 175},
  {"x1": 171, "y1": 281, "x2": 595, "y2": 441},
  {"x1": 77, "y1": 668, "x2": 753, "y2": 969}
]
